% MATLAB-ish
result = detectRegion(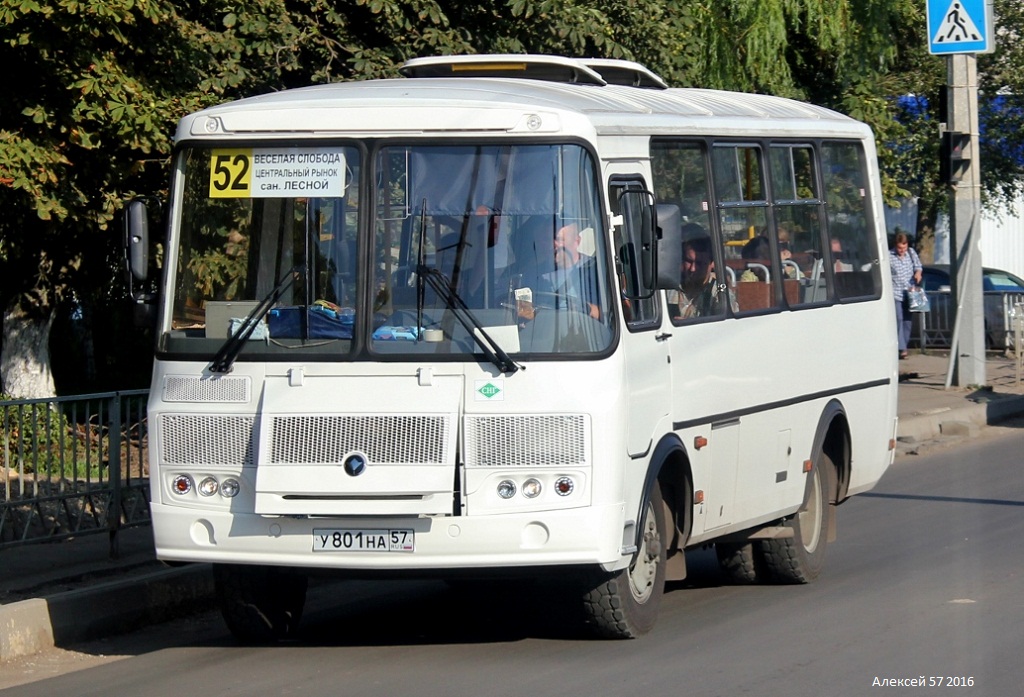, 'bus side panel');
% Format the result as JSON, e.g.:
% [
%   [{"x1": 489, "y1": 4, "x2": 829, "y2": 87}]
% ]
[{"x1": 669, "y1": 299, "x2": 896, "y2": 541}]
